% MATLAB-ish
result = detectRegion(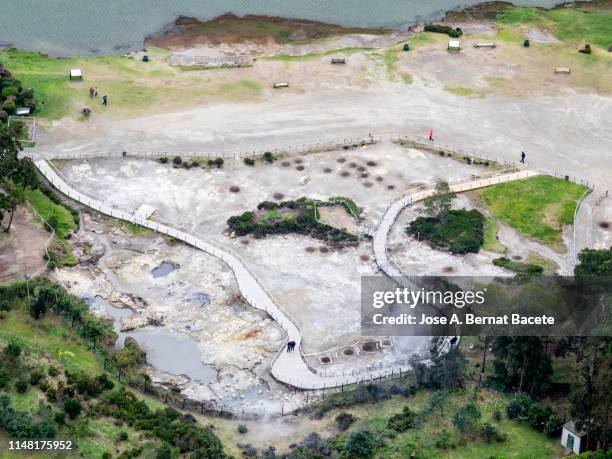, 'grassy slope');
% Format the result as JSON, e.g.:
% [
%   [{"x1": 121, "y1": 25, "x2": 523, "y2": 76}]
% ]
[
  {"x1": 0, "y1": 48, "x2": 262, "y2": 121},
  {"x1": 328, "y1": 388, "x2": 561, "y2": 459},
  {"x1": 23, "y1": 189, "x2": 77, "y2": 239},
  {"x1": 478, "y1": 175, "x2": 588, "y2": 247}
]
